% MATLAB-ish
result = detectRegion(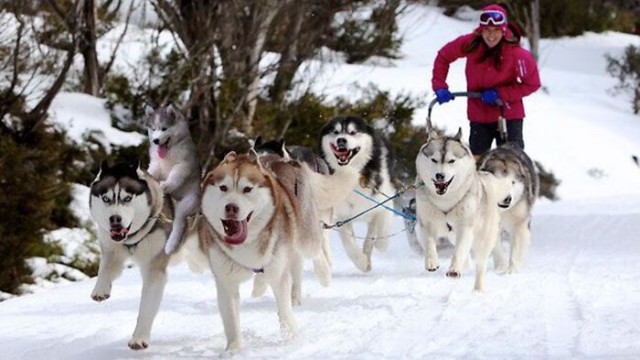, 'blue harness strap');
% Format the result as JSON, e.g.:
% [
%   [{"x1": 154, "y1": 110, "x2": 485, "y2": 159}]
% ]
[{"x1": 353, "y1": 189, "x2": 416, "y2": 221}]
